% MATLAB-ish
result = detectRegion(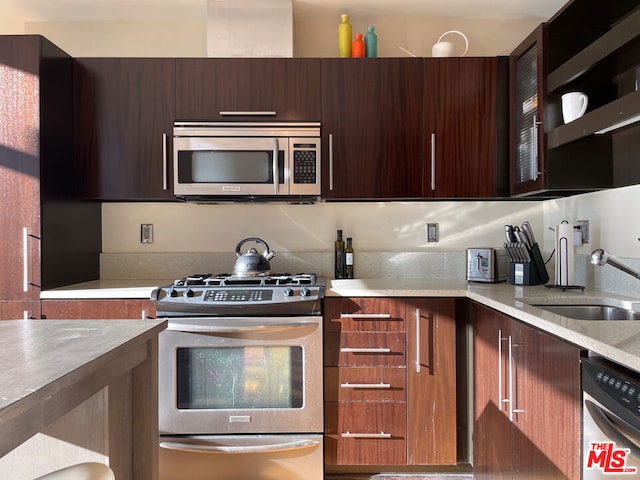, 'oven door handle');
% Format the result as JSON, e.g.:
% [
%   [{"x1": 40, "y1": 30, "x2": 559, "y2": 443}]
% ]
[
  {"x1": 167, "y1": 321, "x2": 320, "y2": 333},
  {"x1": 159, "y1": 439, "x2": 320, "y2": 454},
  {"x1": 585, "y1": 399, "x2": 640, "y2": 460}
]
